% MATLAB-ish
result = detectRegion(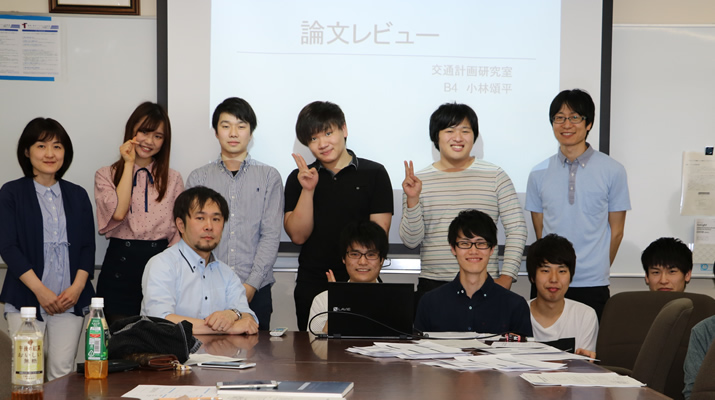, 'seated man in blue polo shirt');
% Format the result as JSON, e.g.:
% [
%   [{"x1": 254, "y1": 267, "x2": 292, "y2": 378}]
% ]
[
  {"x1": 414, "y1": 209, "x2": 532, "y2": 335},
  {"x1": 141, "y1": 186, "x2": 258, "y2": 335}
]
